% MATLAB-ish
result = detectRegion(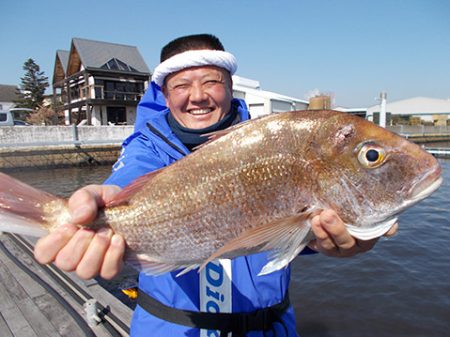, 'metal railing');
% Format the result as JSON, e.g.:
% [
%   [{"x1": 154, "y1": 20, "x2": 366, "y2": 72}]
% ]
[{"x1": 387, "y1": 125, "x2": 450, "y2": 136}]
